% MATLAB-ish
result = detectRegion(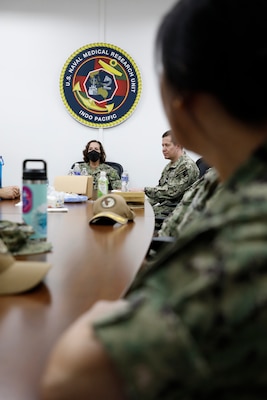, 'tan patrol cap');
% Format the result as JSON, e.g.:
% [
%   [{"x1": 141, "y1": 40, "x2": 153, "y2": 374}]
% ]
[
  {"x1": 0, "y1": 239, "x2": 51, "y2": 295},
  {"x1": 89, "y1": 194, "x2": 135, "y2": 225}
]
